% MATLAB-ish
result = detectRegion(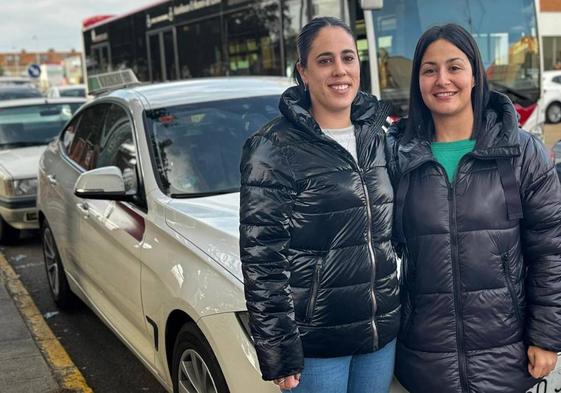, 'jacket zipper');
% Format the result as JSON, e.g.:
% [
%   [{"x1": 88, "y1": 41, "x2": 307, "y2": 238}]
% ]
[
  {"x1": 501, "y1": 251, "x2": 522, "y2": 322},
  {"x1": 358, "y1": 168, "x2": 379, "y2": 349},
  {"x1": 443, "y1": 158, "x2": 470, "y2": 393},
  {"x1": 305, "y1": 260, "x2": 323, "y2": 323}
]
